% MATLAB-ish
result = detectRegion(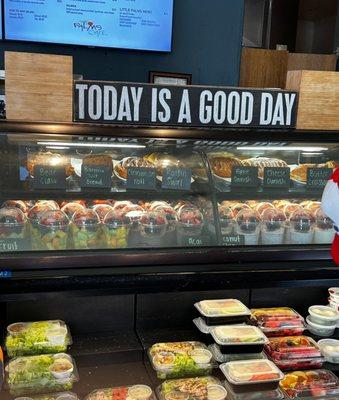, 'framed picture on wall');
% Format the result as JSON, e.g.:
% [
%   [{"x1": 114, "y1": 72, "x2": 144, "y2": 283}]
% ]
[{"x1": 149, "y1": 71, "x2": 192, "y2": 85}]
